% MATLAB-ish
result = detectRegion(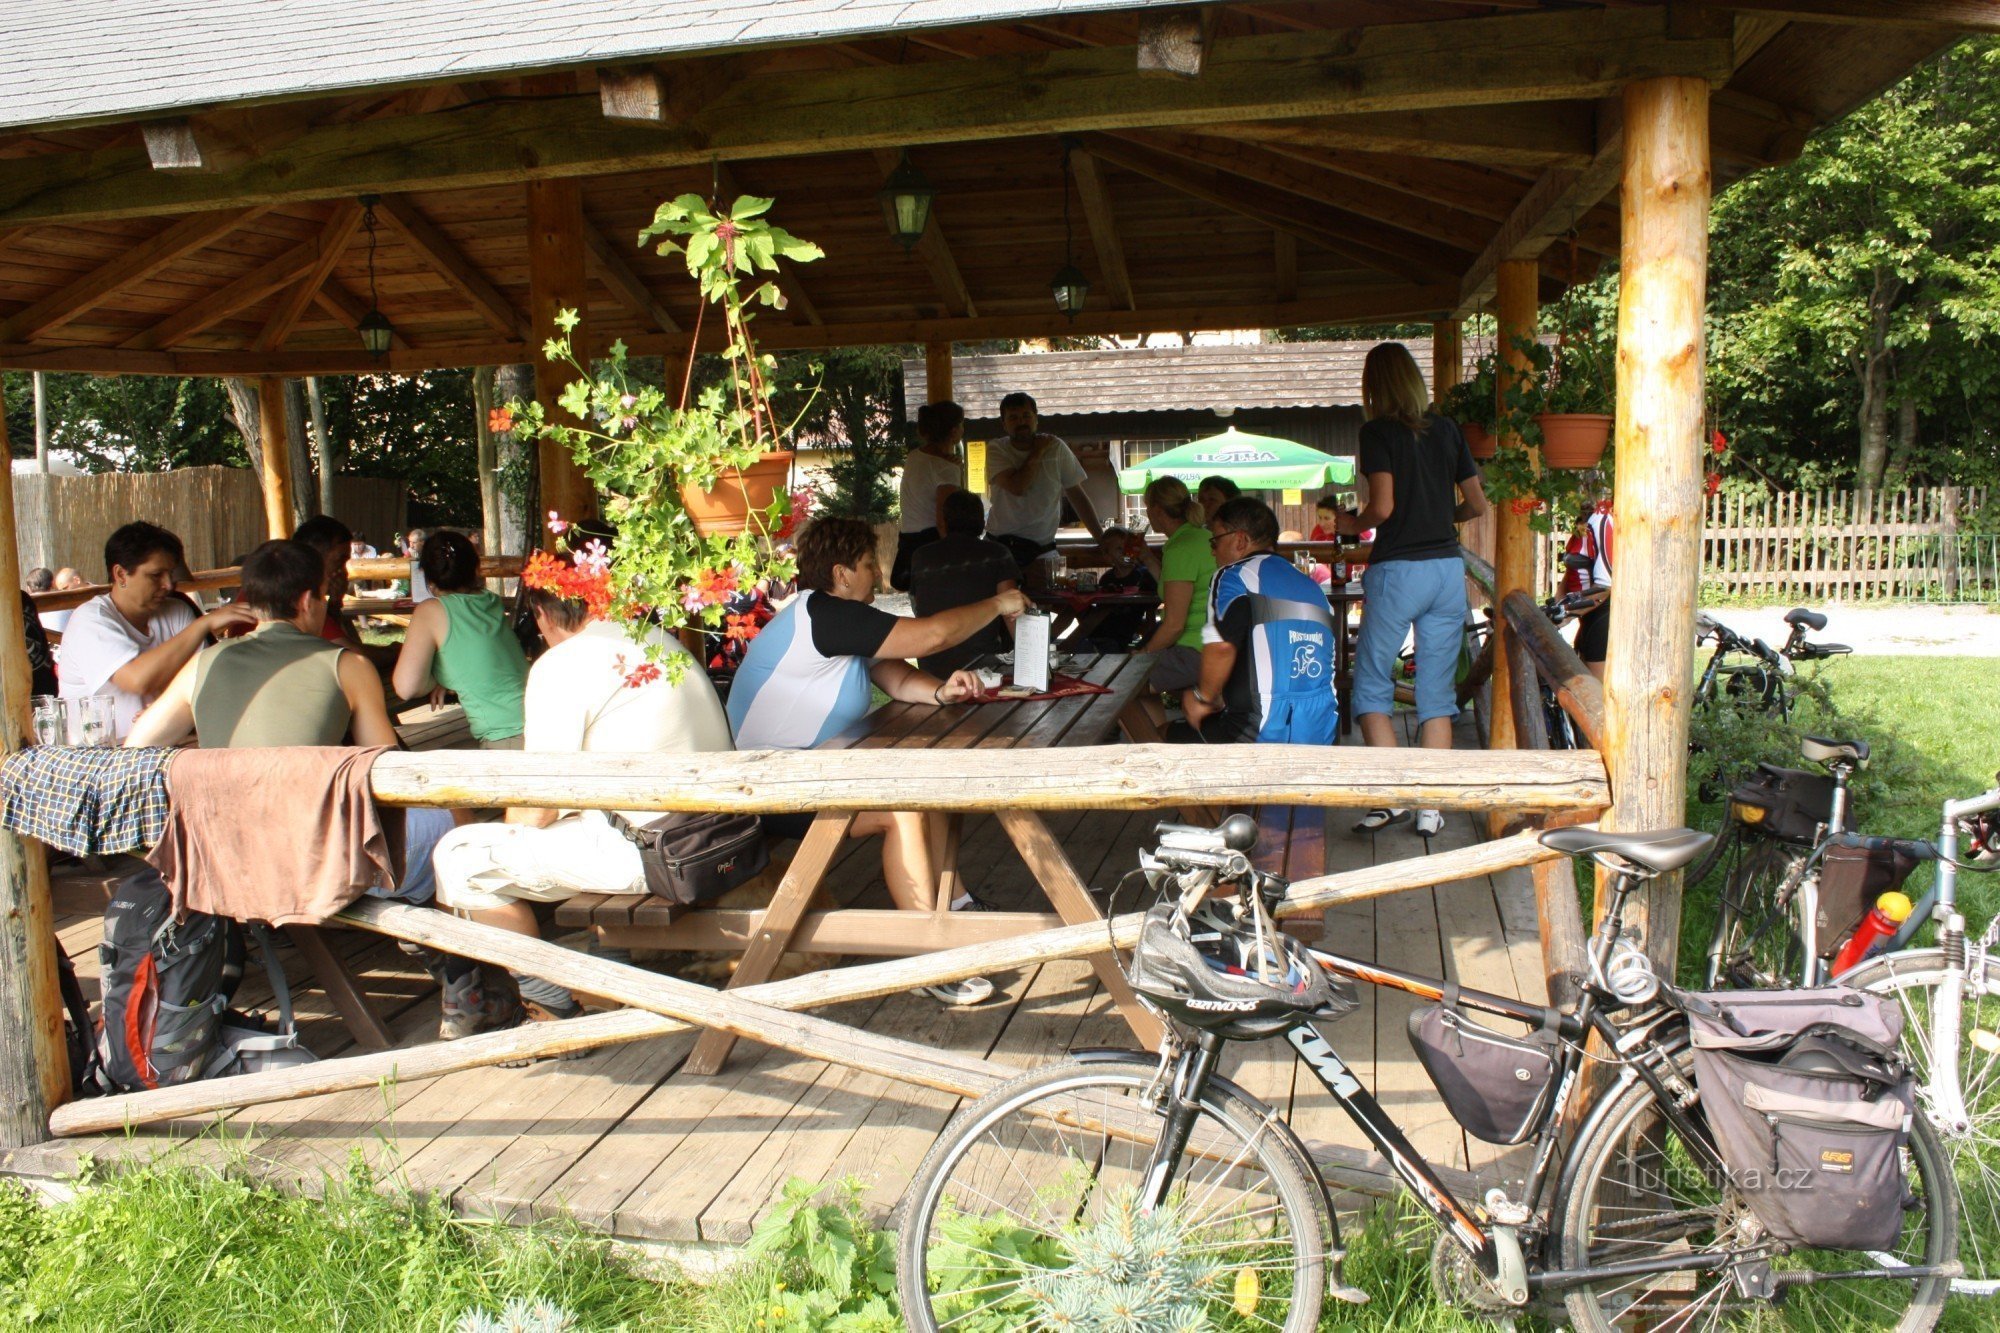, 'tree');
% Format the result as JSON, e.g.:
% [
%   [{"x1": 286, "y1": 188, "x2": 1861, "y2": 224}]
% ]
[{"x1": 3, "y1": 370, "x2": 244, "y2": 470}]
